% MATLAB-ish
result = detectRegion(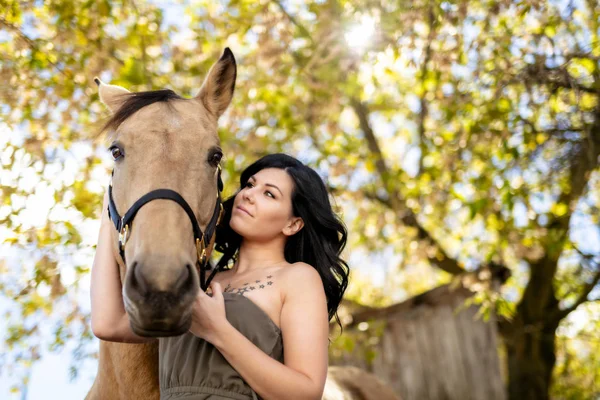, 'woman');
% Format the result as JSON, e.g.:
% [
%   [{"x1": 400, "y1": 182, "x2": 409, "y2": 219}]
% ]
[{"x1": 91, "y1": 153, "x2": 350, "y2": 400}]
